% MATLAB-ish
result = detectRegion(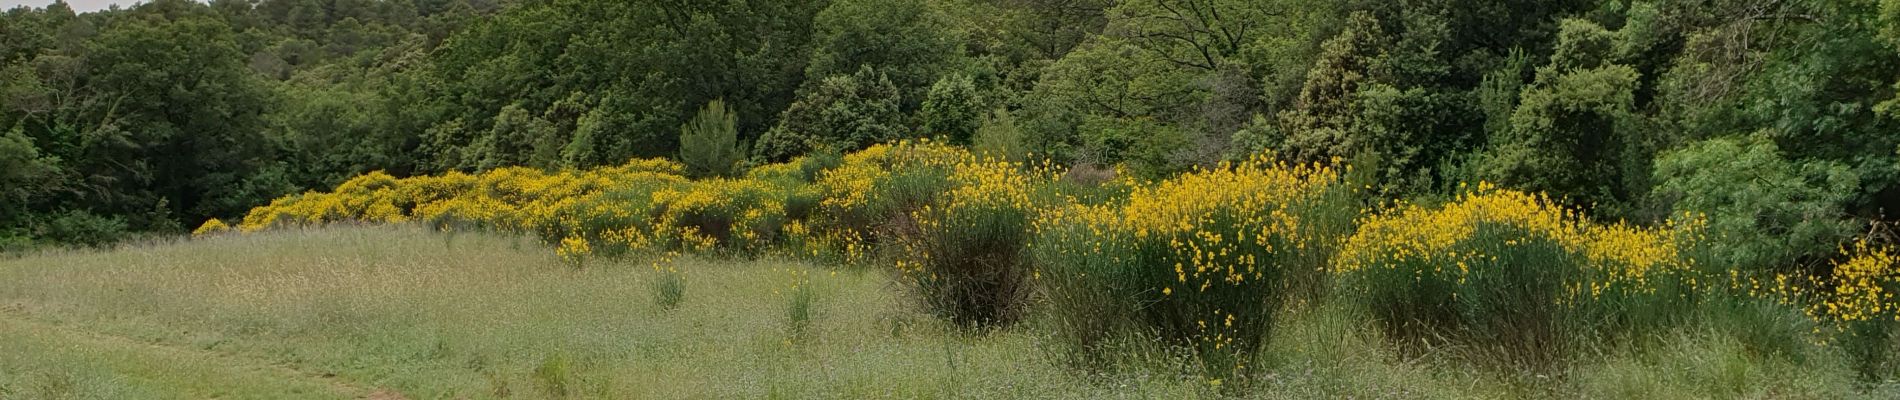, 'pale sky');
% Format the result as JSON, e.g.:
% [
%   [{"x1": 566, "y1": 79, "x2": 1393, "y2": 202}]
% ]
[{"x1": 2, "y1": 0, "x2": 135, "y2": 13}]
